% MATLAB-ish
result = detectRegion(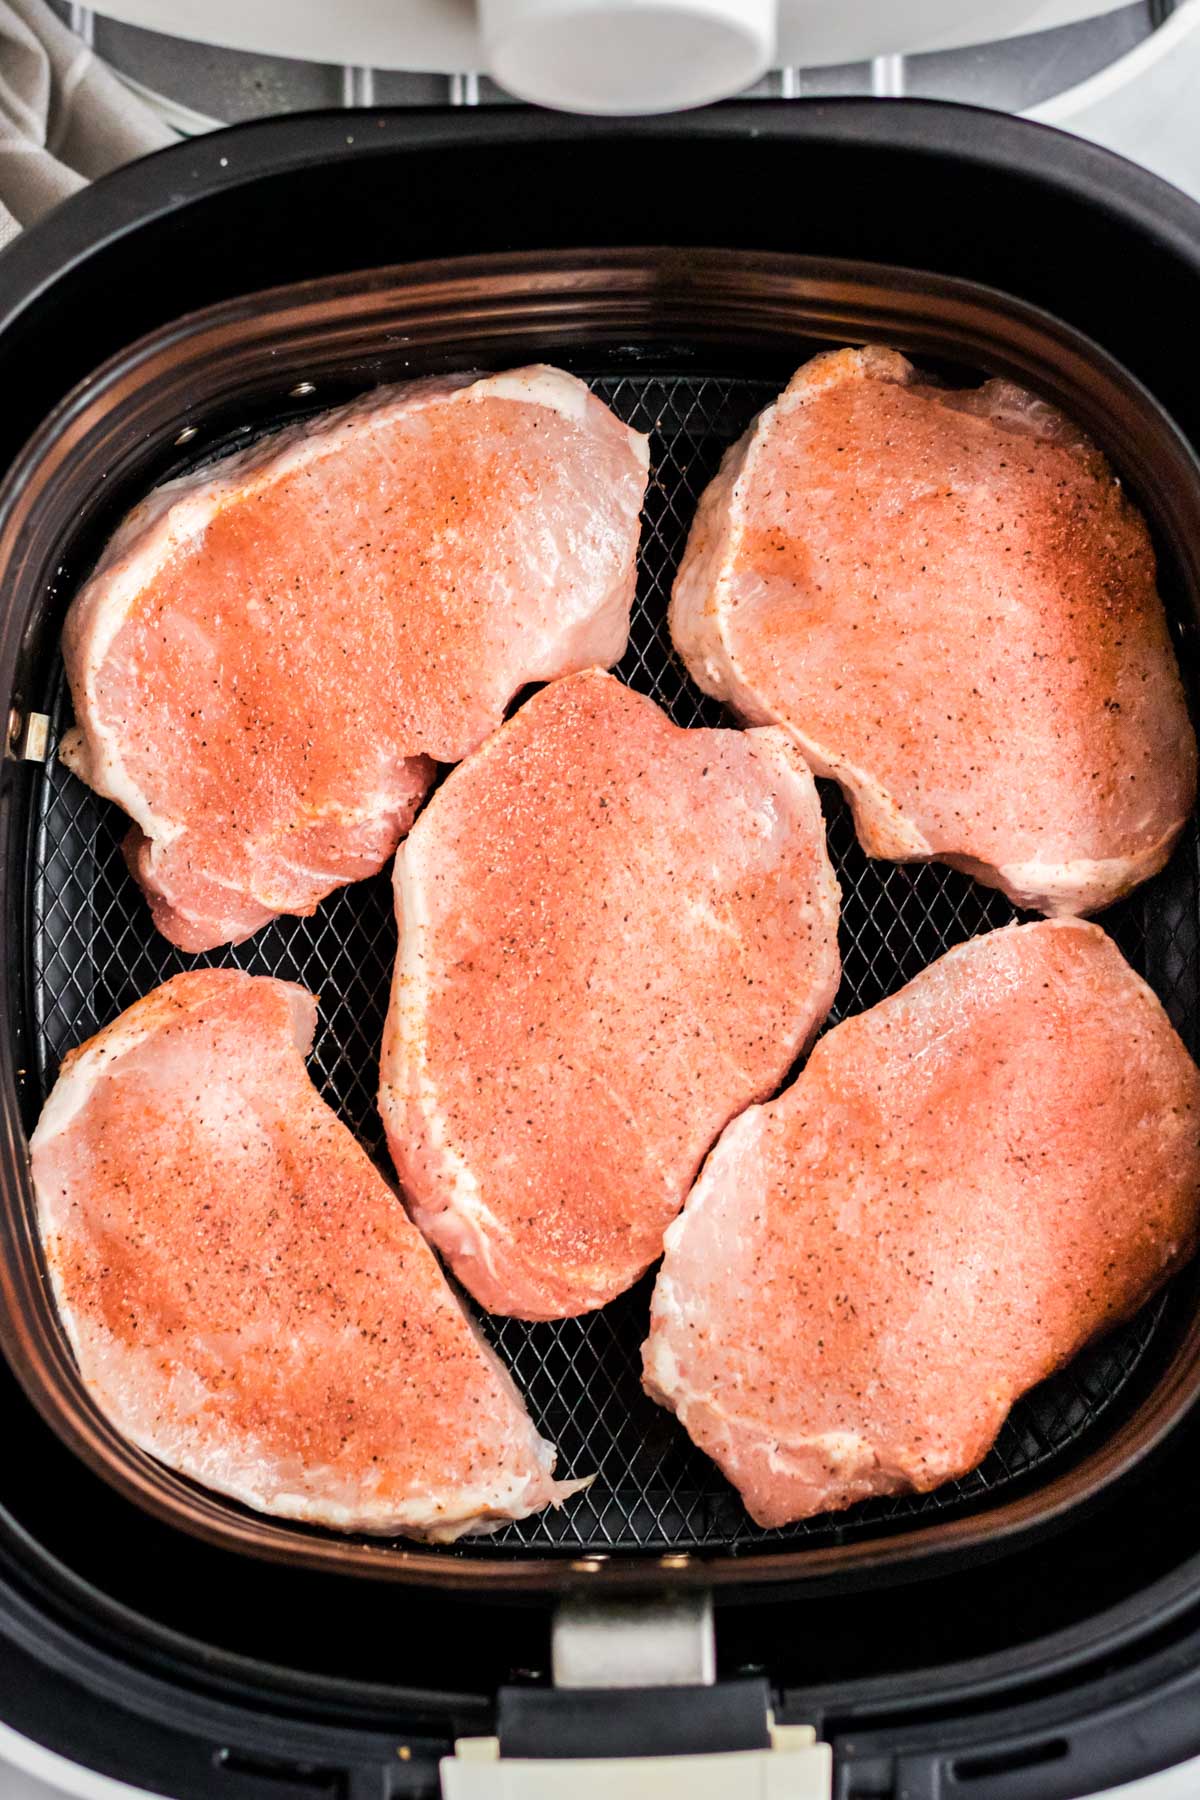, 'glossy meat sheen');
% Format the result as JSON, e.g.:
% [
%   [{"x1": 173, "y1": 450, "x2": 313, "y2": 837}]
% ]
[
  {"x1": 643, "y1": 920, "x2": 1200, "y2": 1529},
  {"x1": 30, "y1": 971, "x2": 582, "y2": 1540},
  {"x1": 380, "y1": 668, "x2": 841, "y2": 1320},
  {"x1": 671, "y1": 346, "x2": 1196, "y2": 916},
  {"x1": 61, "y1": 368, "x2": 648, "y2": 950}
]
